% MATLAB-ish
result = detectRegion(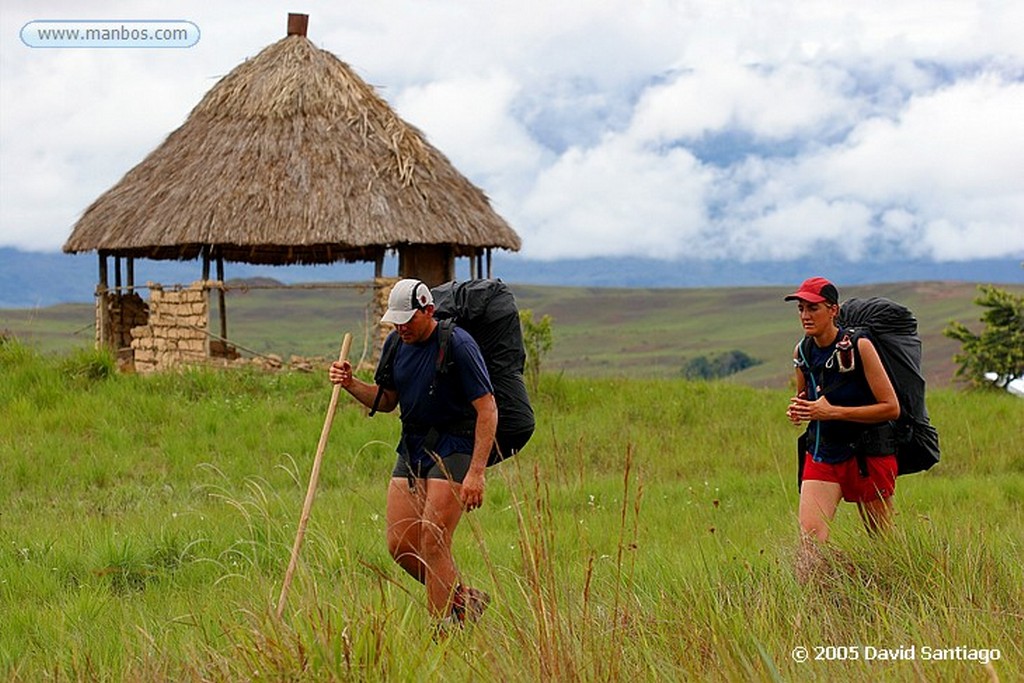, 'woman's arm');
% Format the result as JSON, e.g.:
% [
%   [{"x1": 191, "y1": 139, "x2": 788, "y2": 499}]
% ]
[
  {"x1": 850, "y1": 337, "x2": 900, "y2": 423},
  {"x1": 787, "y1": 347, "x2": 807, "y2": 425}
]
